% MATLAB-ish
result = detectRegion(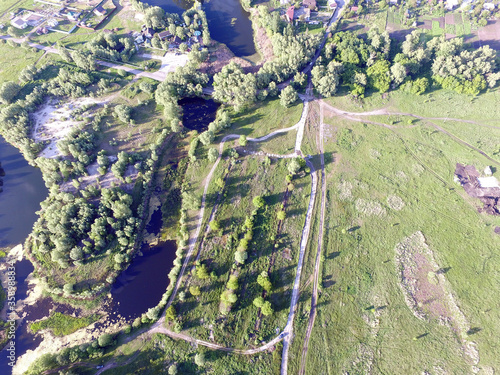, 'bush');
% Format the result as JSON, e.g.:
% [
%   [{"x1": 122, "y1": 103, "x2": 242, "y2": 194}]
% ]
[
  {"x1": 190, "y1": 285, "x2": 201, "y2": 296},
  {"x1": 98, "y1": 333, "x2": 113, "y2": 347}
]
